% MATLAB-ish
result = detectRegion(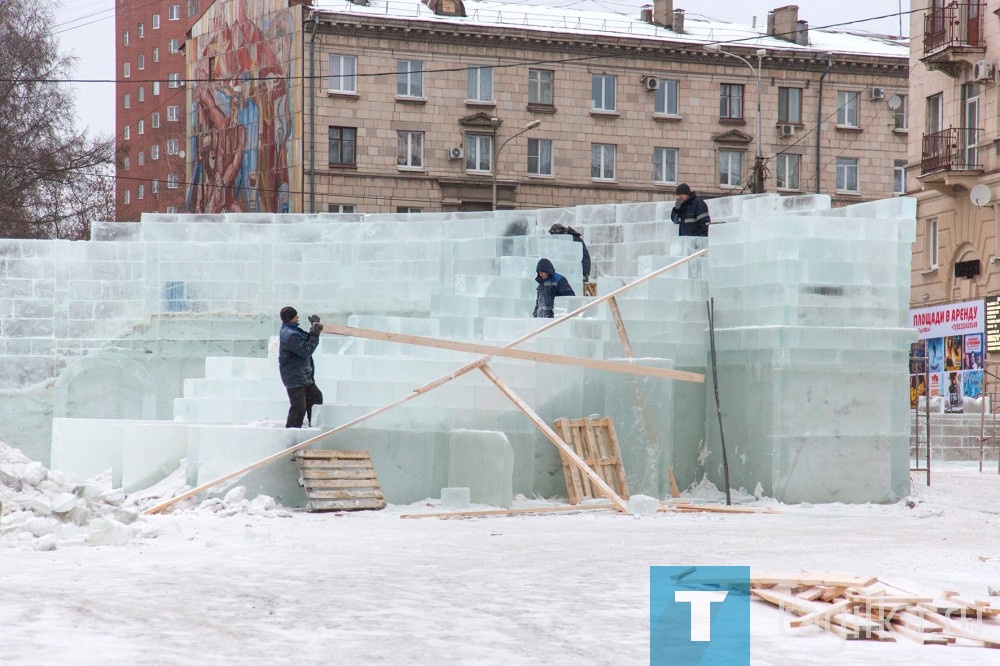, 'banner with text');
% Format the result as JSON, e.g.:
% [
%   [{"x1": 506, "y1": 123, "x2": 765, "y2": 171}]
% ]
[{"x1": 909, "y1": 300, "x2": 985, "y2": 412}]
